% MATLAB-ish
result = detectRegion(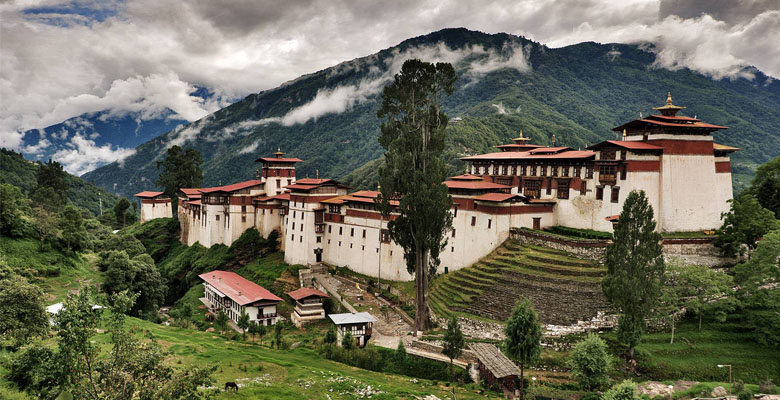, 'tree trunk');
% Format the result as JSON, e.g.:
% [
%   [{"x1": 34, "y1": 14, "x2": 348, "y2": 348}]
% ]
[
  {"x1": 670, "y1": 316, "x2": 675, "y2": 345},
  {"x1": 40, "y1": 234, "x2": 45, "y2": 251},
  {"x1": 414, "y1": 247, "x2": 431, "y2": 333},
  {"x1": 629, "y1": 346, "x2": 635, "y2": 361},
  {"x1": 519, "y1": 363, "x2": 525, "y2": 400},
  {"x1": 450, "y1": 358, "x2": 453, "y2": 380},
  {"x1": 698, "y1": 313, "x2": 702, "y2": 331}
]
